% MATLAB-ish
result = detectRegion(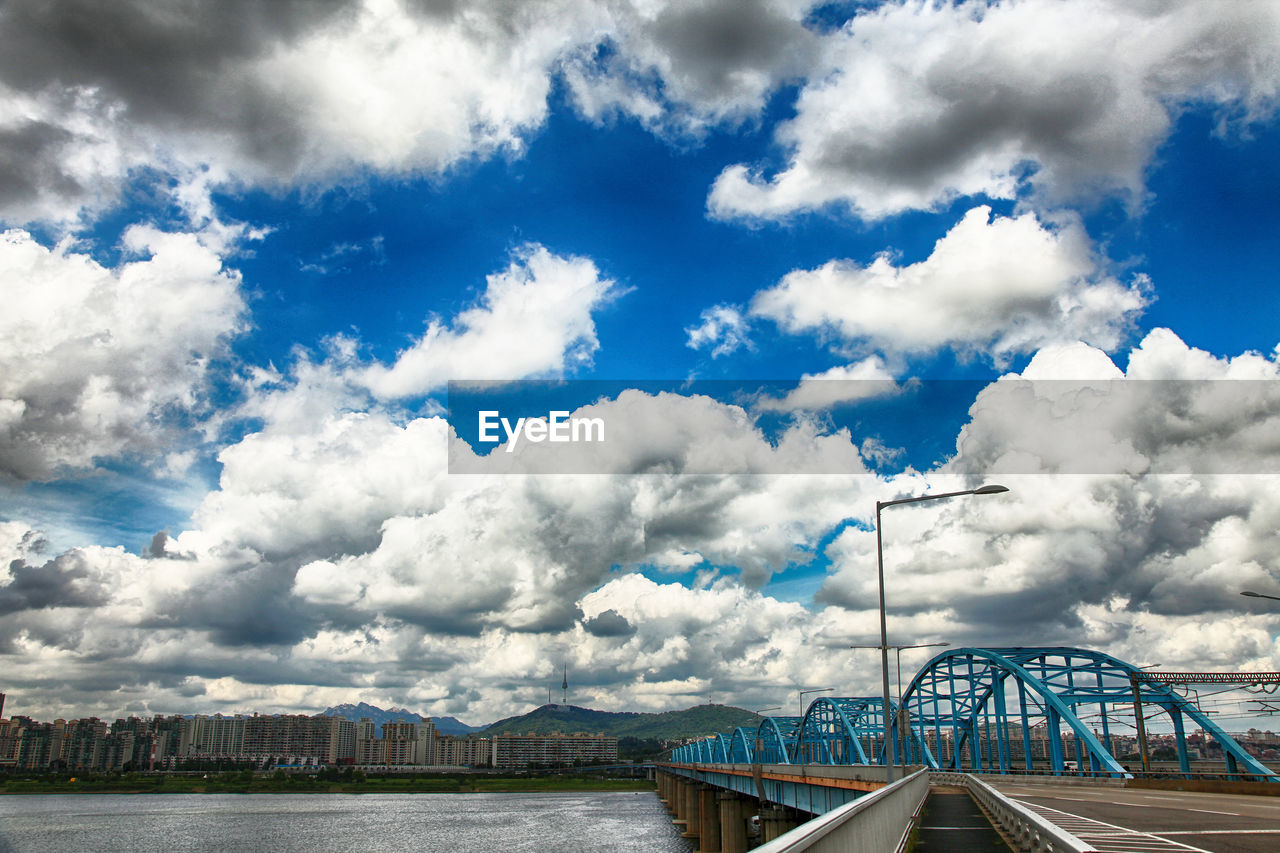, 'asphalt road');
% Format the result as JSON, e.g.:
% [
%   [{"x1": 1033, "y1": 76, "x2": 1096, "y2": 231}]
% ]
[{"x1": 989, "y1": 781, "x2": 1280, "y2": 853}]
